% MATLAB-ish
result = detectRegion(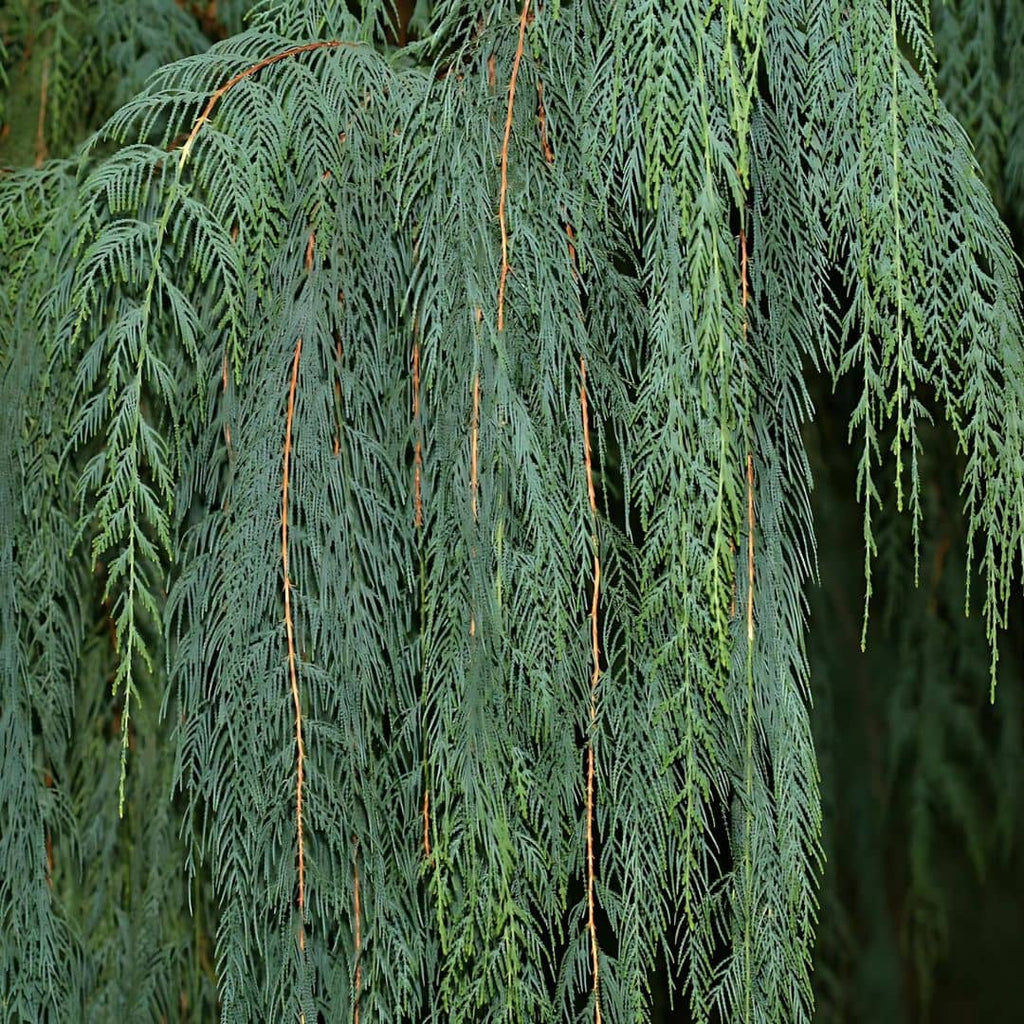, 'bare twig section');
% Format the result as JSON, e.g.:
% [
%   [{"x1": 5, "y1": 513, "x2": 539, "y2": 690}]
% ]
[
  {"x1": 283, "y1": 334, "x2": 306, "y2": 946},
  {"x1": 353, "y1": 838, "x2": 362, "y2": 1024},
  {"x1": 178, "y1": 41, "x2": 356, "y2": 168},
  {"x1": 497, "y1": 0, "x2": 532, "y2": 332},
  {"x1": 580, "y1": 356, "x2": 603, "y2": 1024}
]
